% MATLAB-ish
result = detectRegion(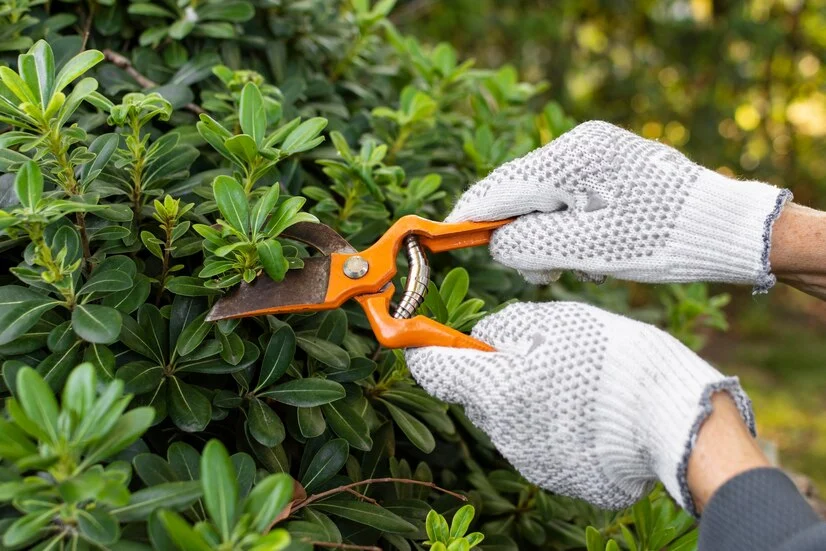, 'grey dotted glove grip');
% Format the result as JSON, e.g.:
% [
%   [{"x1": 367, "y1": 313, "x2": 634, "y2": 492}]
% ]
[
  {"x1": 447, "y1": 121, "x2": 791, "y2": 292},
  {"x1": 405, "y1": 302, "x2": 755, "y2": 515}
]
